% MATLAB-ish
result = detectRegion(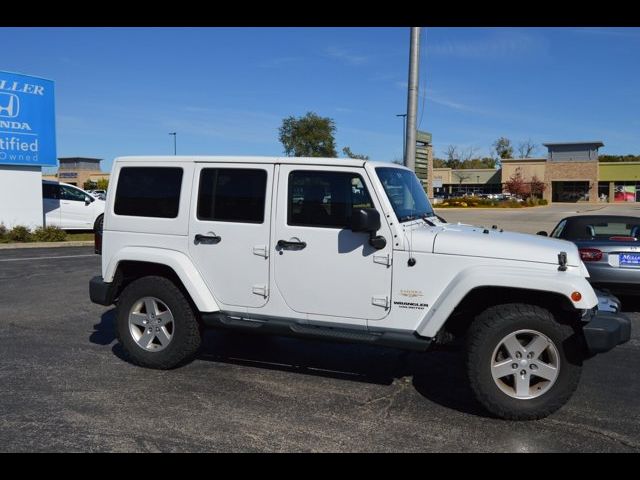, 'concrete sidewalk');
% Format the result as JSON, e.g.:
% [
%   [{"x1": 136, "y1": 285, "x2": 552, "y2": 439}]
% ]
[{"x1": 0, "y1": 240, "x2": 94, "y2": 250}]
